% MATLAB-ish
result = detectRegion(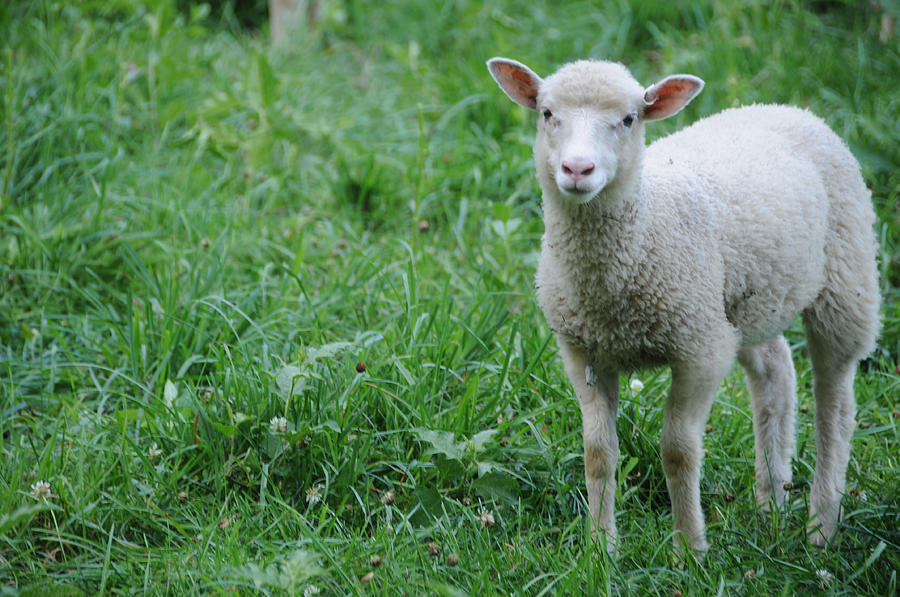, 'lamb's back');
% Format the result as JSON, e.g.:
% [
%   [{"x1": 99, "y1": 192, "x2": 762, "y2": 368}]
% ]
[{"x1": 644, "y1": 105, "x2": 854, "y2": 346}]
